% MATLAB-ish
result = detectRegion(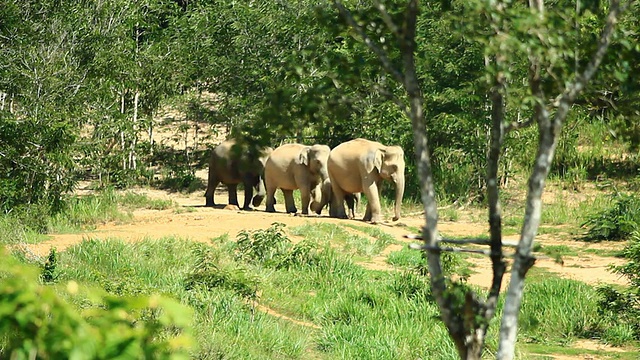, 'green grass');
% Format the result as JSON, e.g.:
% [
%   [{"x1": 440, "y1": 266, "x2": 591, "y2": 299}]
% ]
[
  {"x1": 291, "y1": 222, "x2": 392, "y2": 259},
  {"x1": 518, "y1": 276, "x2": 603, "y2": 345},
  {"x1": 48, "y1": 190, "x2": 177, "y2": 233},
  {"x1": 118, "y1": 191, "x2": 175, "y2": 210},
  {"x1": 536, "y1": 244, "x2": 577, "y2": 264},
  {"x1": 50, "y1": 234, "x2": 463, "y2": 359},
  {"x1": 387, "y1": 246, "x2": 426, "y2": 268},
  {"x1": 0, "y1": 216, "x2": 49, "y2": 245}
]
